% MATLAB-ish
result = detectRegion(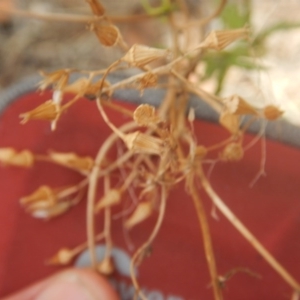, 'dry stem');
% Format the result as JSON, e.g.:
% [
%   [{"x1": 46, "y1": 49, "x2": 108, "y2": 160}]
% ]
[
  {"x1": 87, "y1": 121, "x2": 137, "y2": 269},
  {"x1": 0, "y1": 6, "x2": 155, "y2": 24},
  {"x1": 197, "y1": 166, "x2": 300, "y2": 293},
  {"x1": 187, "y1": 174, "x2": 223, "y2": 300},
  {"x1": 130, "y1": 186, "x2": 167, "y2": 300}
]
